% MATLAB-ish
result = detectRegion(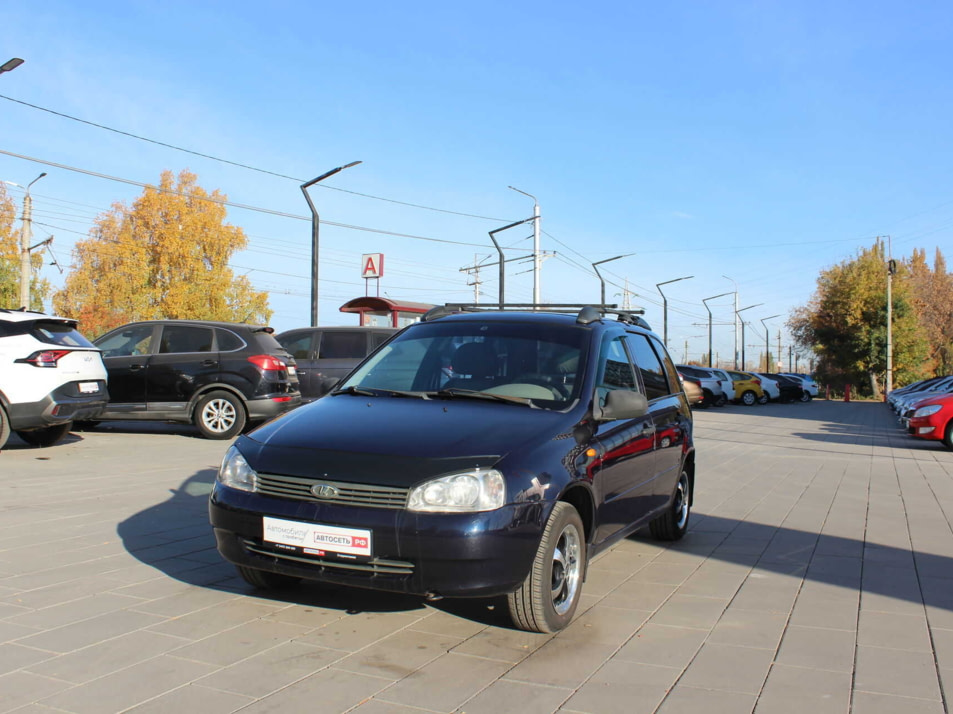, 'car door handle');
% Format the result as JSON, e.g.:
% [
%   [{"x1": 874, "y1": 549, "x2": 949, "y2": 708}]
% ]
[
  {"x1": 129, "y1": 363, "x2": 145, "y2": 371},
  {"x1": 201, "y1": 360, "x2": 218, "y2": 367}
]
